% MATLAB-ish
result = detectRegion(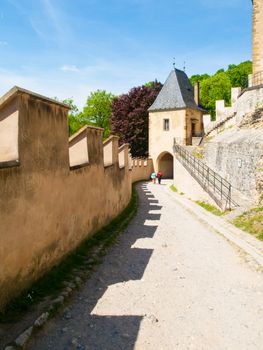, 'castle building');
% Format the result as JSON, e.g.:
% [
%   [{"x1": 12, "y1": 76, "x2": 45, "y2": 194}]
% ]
[
  {"x1": 148, "y1": 68, "x2": 205, "y2": 178},
  {"x1": 252, "y1": 0, "x2": 263, "y2": 74}
]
